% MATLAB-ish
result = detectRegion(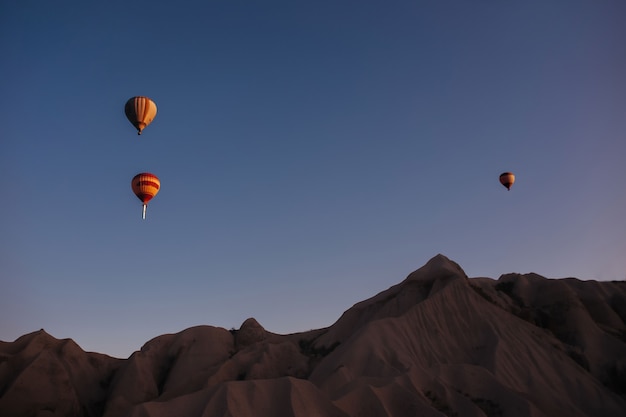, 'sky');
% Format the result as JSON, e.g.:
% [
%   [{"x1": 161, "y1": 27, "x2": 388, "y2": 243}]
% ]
[{"x1": 1, "y1": 0, "x2": 625, "y2": 359}]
